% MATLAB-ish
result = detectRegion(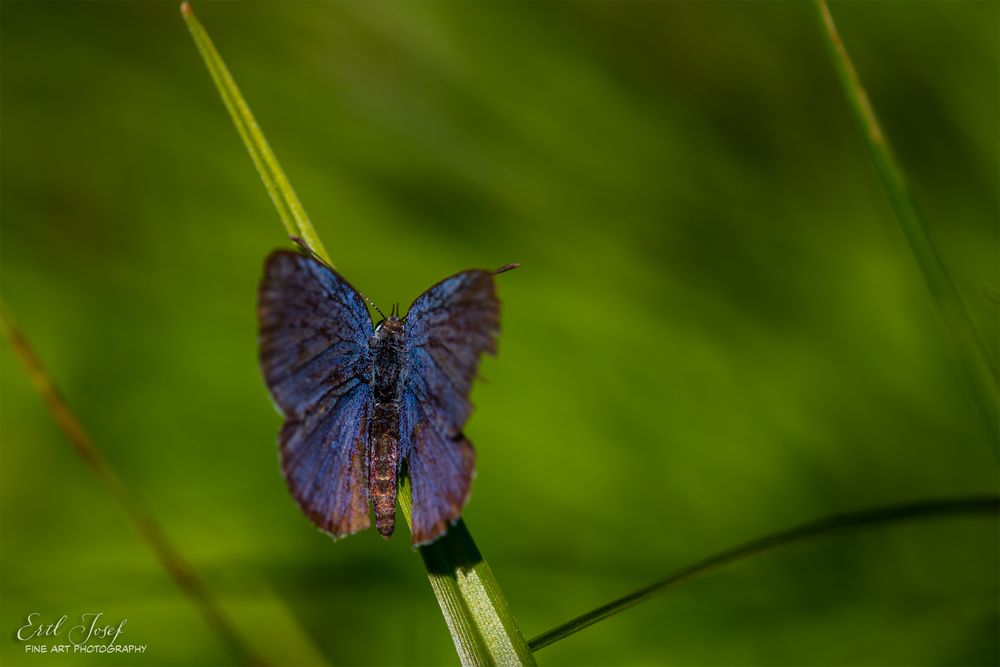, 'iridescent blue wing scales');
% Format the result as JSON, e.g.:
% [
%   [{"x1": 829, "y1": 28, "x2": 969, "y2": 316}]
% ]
[
  {"x1": 278, "y1": 383, "x2": 370, "y2": 535},
  {"x1": 258, "y1": 251, "x2": 374, "y2": 537},
  {"x1": 402, "y1": 270, "x2": 500, "y2": 545}
]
